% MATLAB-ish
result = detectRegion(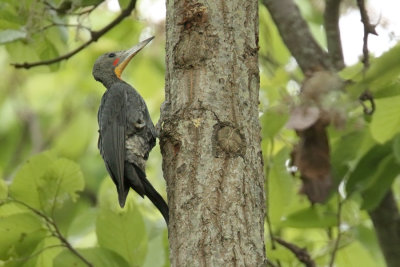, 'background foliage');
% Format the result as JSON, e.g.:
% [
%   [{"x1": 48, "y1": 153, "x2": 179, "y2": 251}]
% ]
[{"x1": 0, "y1": 0, "x2": 399, "y2": 266}]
